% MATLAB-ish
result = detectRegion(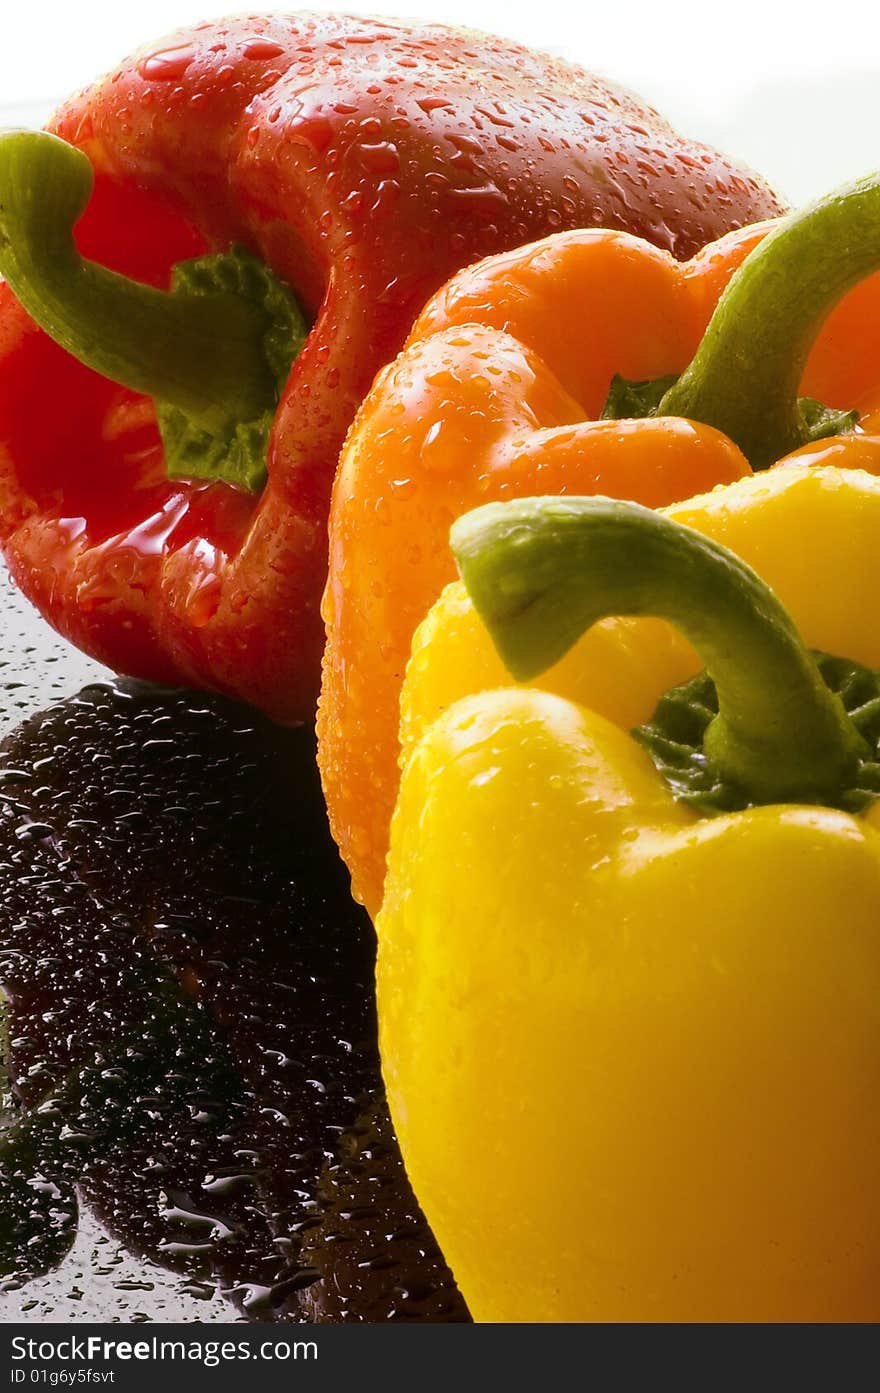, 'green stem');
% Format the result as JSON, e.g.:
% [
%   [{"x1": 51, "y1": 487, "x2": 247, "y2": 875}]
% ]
[
  {"x1": 657, "y1": 173, "x2": 880, "y2": 469},
  {"x1": 0, "y1": 130, "x2": 273, "y2": 432},
  {"x1": 451, "y1": 496, "x2": 867, "y2": 807}
]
